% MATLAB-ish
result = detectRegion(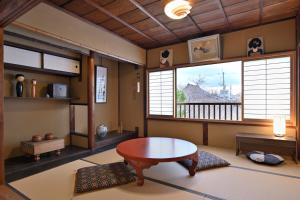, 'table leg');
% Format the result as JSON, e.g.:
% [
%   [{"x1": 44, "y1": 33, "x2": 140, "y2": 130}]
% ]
[
  {"x1": 189, "y1": 152, "x2": 198, "y2": 176},
  {"x1": 124, "y1": 159, "x2": 128, "y2": 165},
  {"x1": 126, "y1": 159, "x2": 158, "y2": 186}
]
